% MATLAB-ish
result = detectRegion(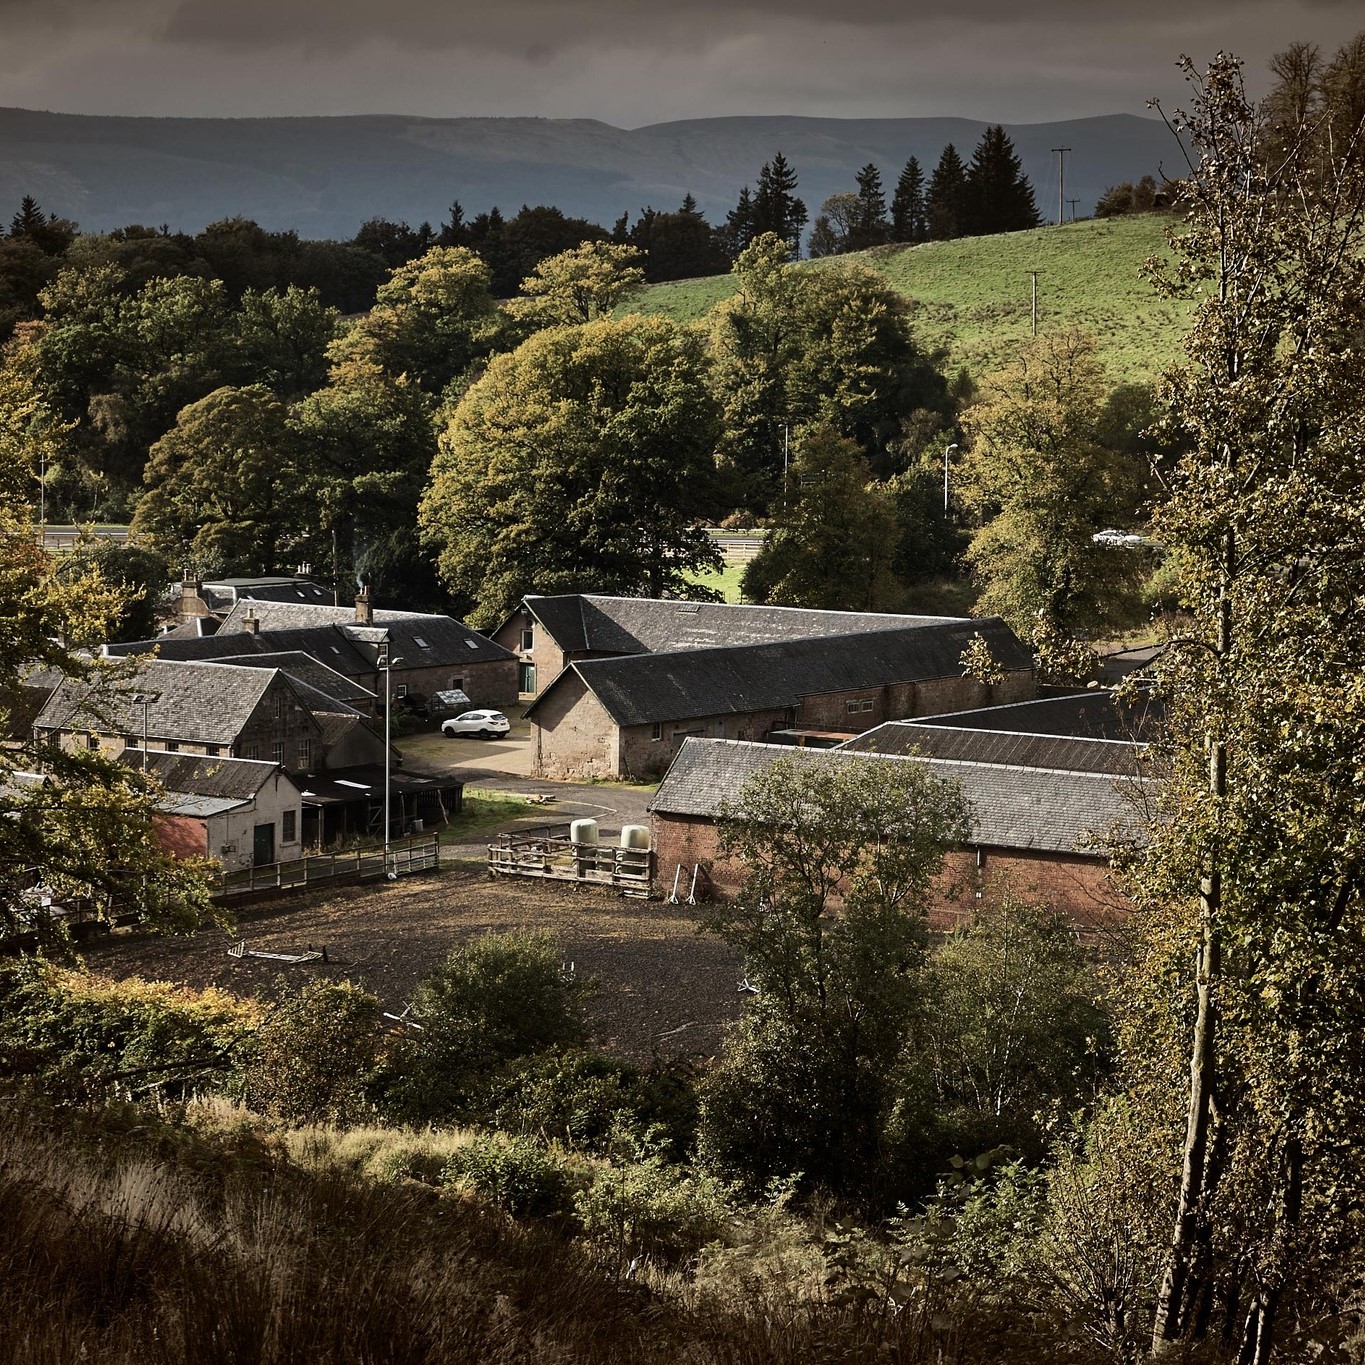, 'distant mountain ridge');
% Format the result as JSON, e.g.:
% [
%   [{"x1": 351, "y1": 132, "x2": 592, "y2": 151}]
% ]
[{"x1": 0, "y1": 107, "x2": 1175, "y2": 240}]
